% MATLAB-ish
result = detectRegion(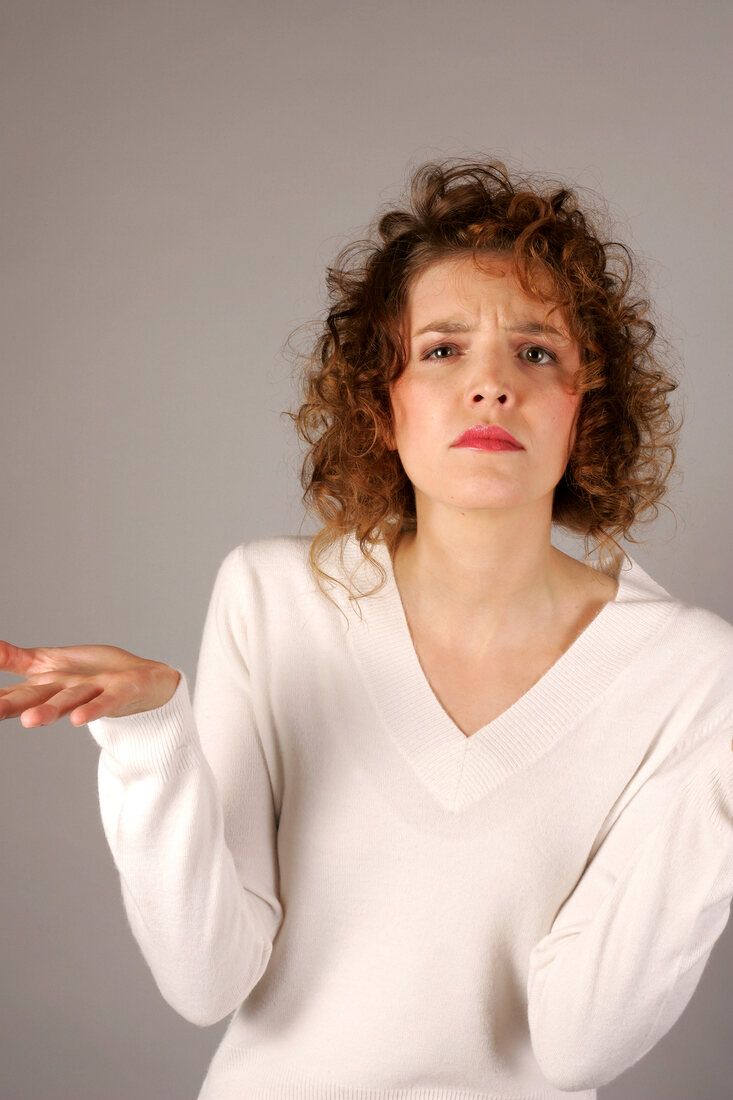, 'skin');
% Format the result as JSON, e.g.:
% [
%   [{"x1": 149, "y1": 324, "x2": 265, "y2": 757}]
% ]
[{"x1": 383, "y1": 251, "x2": 604, "y2": 656}]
